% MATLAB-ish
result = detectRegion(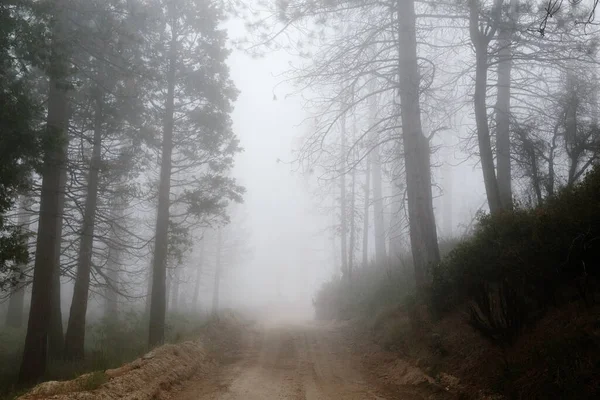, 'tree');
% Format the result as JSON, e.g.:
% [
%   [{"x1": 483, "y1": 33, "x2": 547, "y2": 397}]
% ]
[
  {"x1": 0, "y1": 1, "x2": 45, "y2": 289},
  {"x1": 208, "y1": 204, "x2": 253, "y2": 313},
  {"x1": 396, "y1": 0, "x2": 441, "y2": 288},
  {"x1": 512, "y1": 66, "x2": 600, "y2": 202},
  {"x1": 103, "y1": 189, "x2": 126, "y2": 318},
  {"x1": 339, "y1": 111, "x2": 349, "y2": 278},
  {"x1": 19, "y1": 0, "x2": 71, "y2": 384},
  {"x1": 146, "y1": 0, "x2": 243, "y2": 347},
  {"x1": 211, "y1": 228, "x2": 222, "y2": 314},
  {"x1": 495, "y1": 0, "x2": 519, "y2": 209},
  {"x1": 64, "y1": 0, "x2": 145, "y2": 360},
  {"x1": 5, "y1": 197, "x2": 34, "y2": 328},
  {"x1": 469, "y1": 0, "x2": 504, "y2": 214},
  {"x1": 246, "y1": 0, "x2": 441, "y2": 288},
  {"x1": 362, "y1": 153, "x2": 371, "y2": 267},
  {"x1": 539, "y1": 0, "x2": 600, "y2": 35},
  {"x1": 368, "y1": 93, "x2": 387, "y2": 267},
  {"x1": 191, "y1": 235, "x2": 205, "y2": 313},
  {"x1": 48, "y1": 164, "x2": 66, "y2": 360}
]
